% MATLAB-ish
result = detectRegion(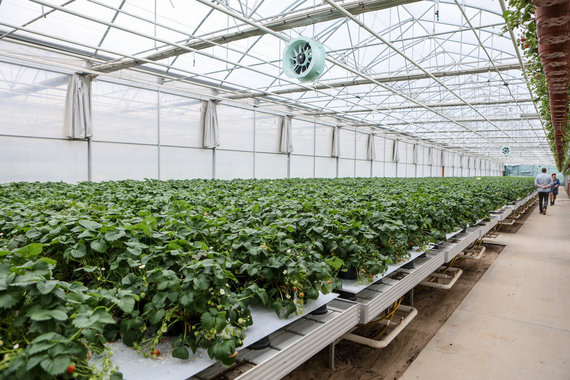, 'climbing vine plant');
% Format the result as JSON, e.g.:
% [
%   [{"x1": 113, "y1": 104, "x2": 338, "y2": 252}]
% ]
[{"x1": 503, "y1": 0, "x2": 570, "y2": 171}]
